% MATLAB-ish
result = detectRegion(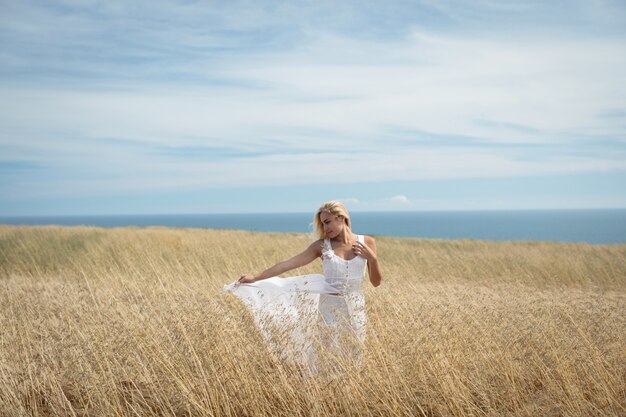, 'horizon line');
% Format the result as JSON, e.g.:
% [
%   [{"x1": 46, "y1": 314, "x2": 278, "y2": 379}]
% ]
[{"x1": 2, "y1": 206, "x2": 626, "y2": 218}]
